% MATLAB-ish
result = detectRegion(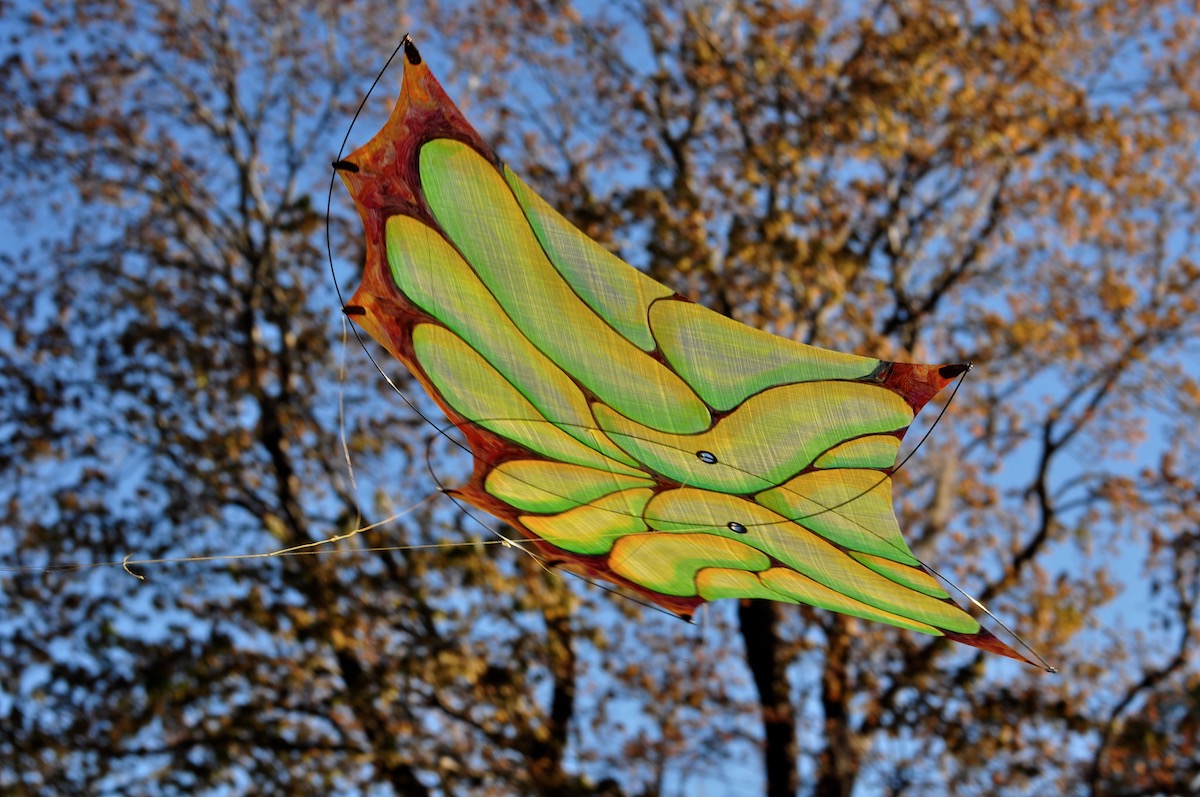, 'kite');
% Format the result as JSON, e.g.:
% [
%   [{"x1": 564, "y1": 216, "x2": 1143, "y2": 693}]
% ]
[{"x1": 334, "y1": 38, "x2": 1044, "y2": 668}]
